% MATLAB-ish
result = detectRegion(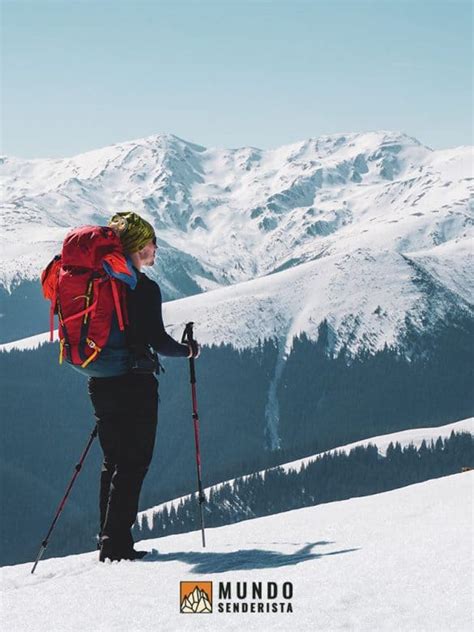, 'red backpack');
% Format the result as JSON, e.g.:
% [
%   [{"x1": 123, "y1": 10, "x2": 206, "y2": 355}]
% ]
[{"x1": 41, "y1": 225, "x2": 133, "y2": 367}]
